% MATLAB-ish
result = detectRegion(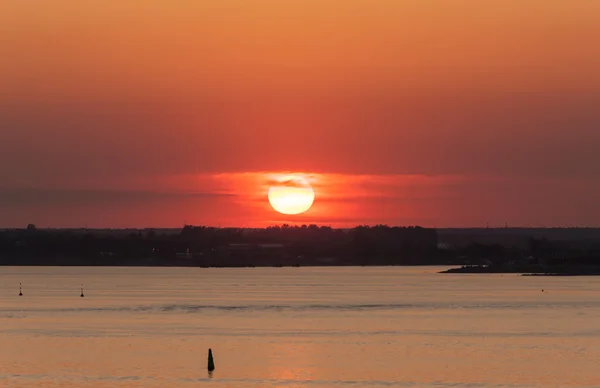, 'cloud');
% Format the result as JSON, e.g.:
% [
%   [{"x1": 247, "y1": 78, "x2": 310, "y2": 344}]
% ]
[
  {"x1": 264, "y1": 176, "x2": 311, "y2": 189},
  {"x1": 0, "y1": 188, "x2": 235, "y2": 207},
  {"x1": 2, "y1": 172, "x2": 600, "y2": 228}
]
